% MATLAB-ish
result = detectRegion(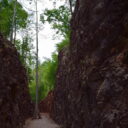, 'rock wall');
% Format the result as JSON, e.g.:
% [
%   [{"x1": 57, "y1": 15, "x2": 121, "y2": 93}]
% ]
[
  {"x1": 52, "y1": 0, "x2": 128, "y2": 128},
  {"x1": 0, "y1": 35, "x2": 33, "y2": 128},
  {"x1": 39, "y1": 91, "x2": 54, "y2": 113}
]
